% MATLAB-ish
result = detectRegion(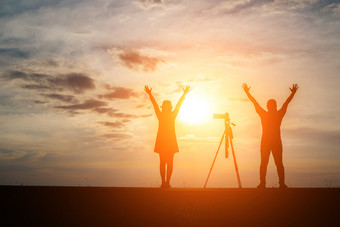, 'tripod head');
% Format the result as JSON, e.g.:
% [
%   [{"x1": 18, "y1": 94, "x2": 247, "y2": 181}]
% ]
[{"x1": 213, "y1": 113, "x2": 236, "y2": 126}]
